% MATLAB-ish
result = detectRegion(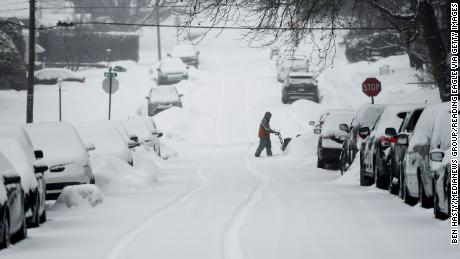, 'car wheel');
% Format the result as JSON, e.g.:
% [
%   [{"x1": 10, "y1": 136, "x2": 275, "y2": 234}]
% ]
[
  {"x1": 418, "y1": 173, "x2": 433, "y2": 208},
  {"x1": 399, "y1": 164, "x2": 405, "y2": 199},
  {"x1": 39, "y1": 208, "x2": 47, "y2": 224},
  {"x1": 360, "y1": 156, "x2": 372, "y2": 186},
  {"x1": 281, "y1": 95, "x2": 288, "y2": 104},
  {"x1": 27, "y1": 194, "x2": 40, "y2": 228},
  {"x1": 12, "y1": 213, "x2": 27, "y2": 243},
  {"x1": 433, "y1": 181, "x2": 448, "y2": 220},
  {"x1": 0, "y1": 211, "x2": 10, "y2": 249},
  {"x1": 90, "y1": 176, "x2": 96, "y2": 185},
  {"x1": 339, "y1": 152, "x2": 346, "y2": 175},
  {"x1": 317, "y1": 158, "x2": 325, "y2": 169},
  {"x1": 388, "y1": 160, "x2": 398, "y2": 195},
  {"x1": 374, "y1": 158, "x2": 385, "y2": 189}
]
